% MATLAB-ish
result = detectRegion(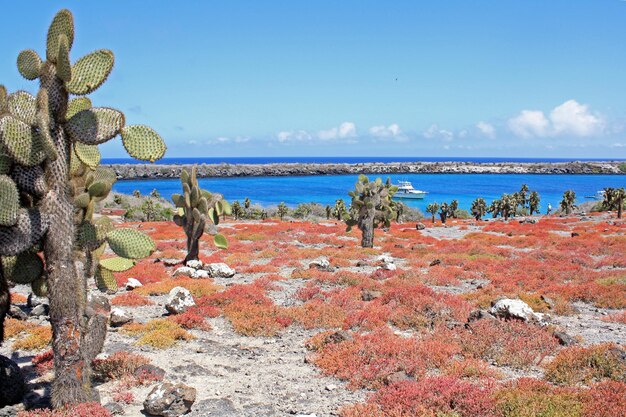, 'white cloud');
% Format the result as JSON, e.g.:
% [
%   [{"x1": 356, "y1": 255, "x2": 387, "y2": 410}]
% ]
[
  {"x1": 318, "y1": 122, "x2": 357, "y2": 140},
  {"x1": 508, "y1": 110, "x2": 550, "y2": 138},
  {"x1": 277, "y1": 130, "x2": 312, "y2": 142},
  {"x1": 550, "y1": 100, "x2": 604, "y2": 136},
  {"x1": 369, "y1": 123, "x2": 402, "y2": 138},
  {"x1": 508, "y1": 100, "x2": 603, "y2": 139},
  {"x1": 206, "y1": 136, "x2": 250, "y2": 145},
  {"x1": 423, "y1": 124, "x2": 454, "y2": 141},
  {"x1": 476, "y1": 121, "x2": 496, "y2": 139}
]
